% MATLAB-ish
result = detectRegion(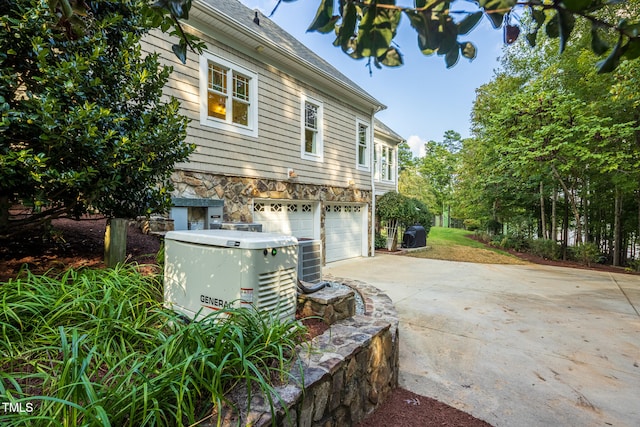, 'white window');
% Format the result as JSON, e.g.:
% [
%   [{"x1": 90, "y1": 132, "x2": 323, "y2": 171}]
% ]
[
  {"x1": 301, "y1": 95, "x2": 323, "y2": 162},
  {"x1": 356, "y1": 119, "x2": 370, "y2": 170},
  {"x1": 199, "y1": 52, "x2": 258, "y2": 137},
  {"x1": 375, "y1": 144, "x2": 396, "y2": 182}
]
